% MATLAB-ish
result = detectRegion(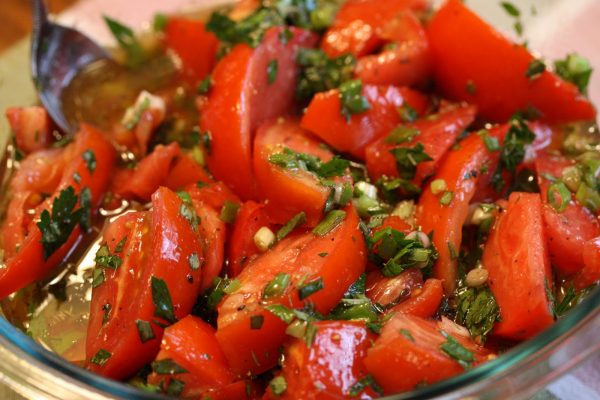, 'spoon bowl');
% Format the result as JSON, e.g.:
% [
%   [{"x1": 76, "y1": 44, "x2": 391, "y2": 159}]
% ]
[{"x1": 31, "y1": 0, "x2": 110, "y2": 134}]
